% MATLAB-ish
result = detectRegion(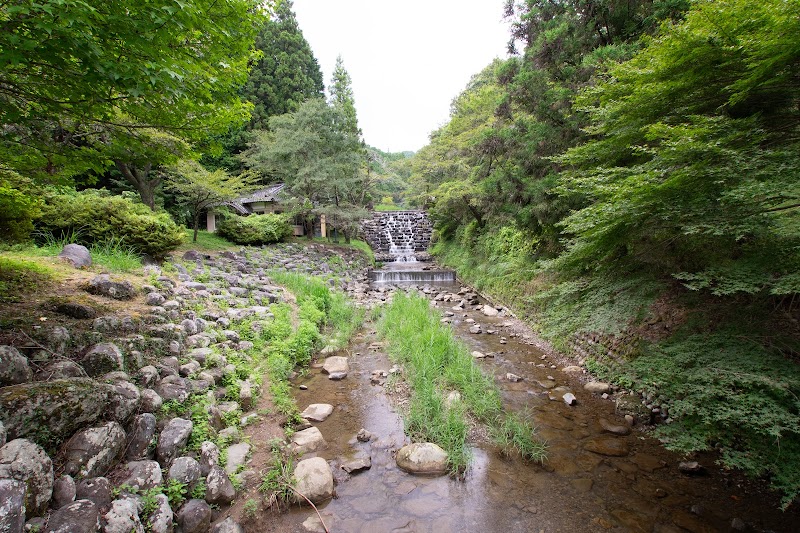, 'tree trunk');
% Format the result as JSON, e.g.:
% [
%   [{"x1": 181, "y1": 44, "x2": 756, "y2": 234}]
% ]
[
  {"x1": 193, "y1": 213, "x2": 200, "y2": 243},
  {"x1": 115, "y1": 161, "x2": 159, "y2": 210}
]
